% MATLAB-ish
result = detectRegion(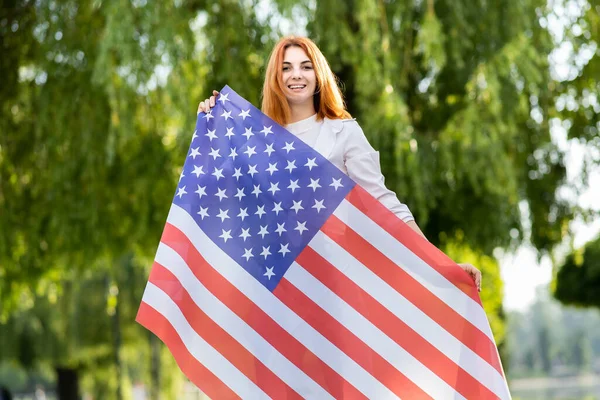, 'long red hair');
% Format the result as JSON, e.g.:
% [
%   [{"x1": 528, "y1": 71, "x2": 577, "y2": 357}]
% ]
[{"x1": 261, "y1": 36, "x2": 351, "y2": 125}]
